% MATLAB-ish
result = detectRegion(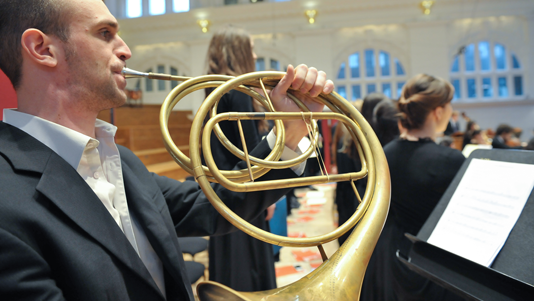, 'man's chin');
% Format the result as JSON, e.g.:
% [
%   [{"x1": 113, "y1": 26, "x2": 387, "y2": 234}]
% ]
[
  {"x1": 115, "y1": 93, "x2": 127, "y2": 107},
  {"x1": 105, "y1": 92, "x2": 127, "y2": 109}
]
